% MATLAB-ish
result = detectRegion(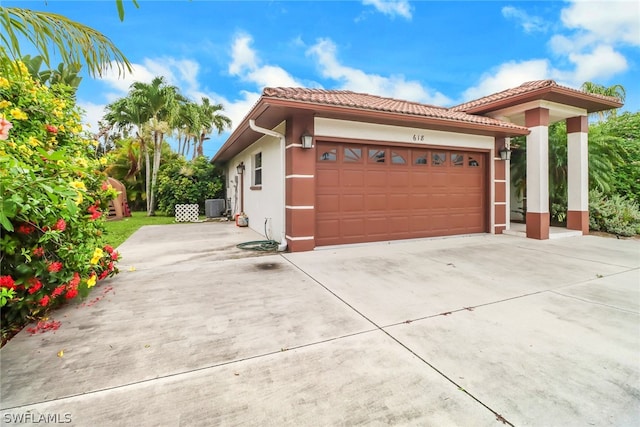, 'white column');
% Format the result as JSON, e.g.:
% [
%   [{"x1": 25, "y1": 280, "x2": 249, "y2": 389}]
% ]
[
  {"x1": 566, "y1": 115, "x2": 589, "y2": 233},
  {"x1": 525, "y1": 108, "x2": 550, "y2": 240},
  {"x1": 567, "y1": 132, "x2": 588, "y2": 211},
  {"x1": 526, "y1": 127, "x2": 549, "y2": 214}
]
